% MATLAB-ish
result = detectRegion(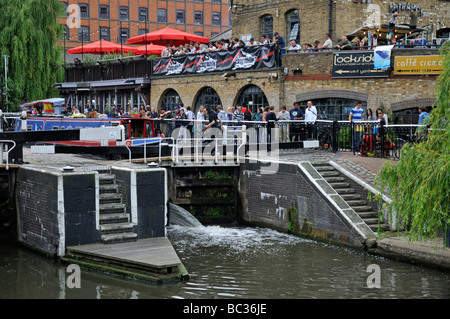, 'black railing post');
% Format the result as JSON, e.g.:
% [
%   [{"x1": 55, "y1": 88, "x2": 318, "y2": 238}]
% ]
[
  {"x1": 351, "y1": 121, "x2": 355, "y2": 155},
  {"x1": 332, "y1": 120, "x2": 338, "y2": 153},
  {"x1": 380, "y1": 119, "x2": 386, "y2": 159}
]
